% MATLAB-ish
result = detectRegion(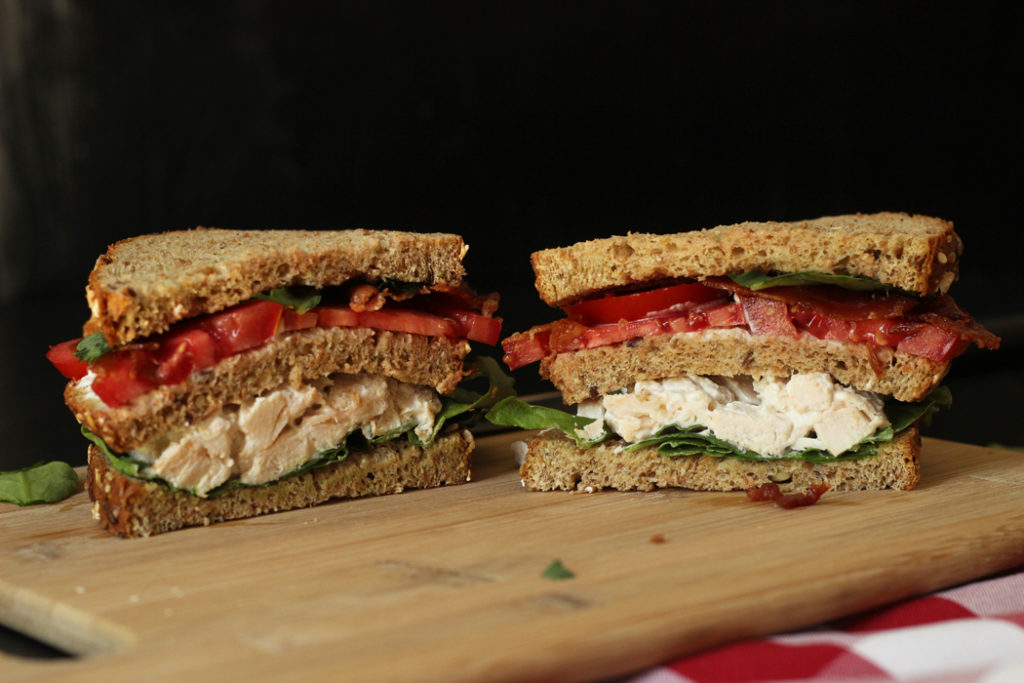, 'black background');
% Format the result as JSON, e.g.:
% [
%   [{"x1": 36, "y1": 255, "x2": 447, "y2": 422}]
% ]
[{"x1": 1, "y1": 1, "x2": 1023, "y2": 472}]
